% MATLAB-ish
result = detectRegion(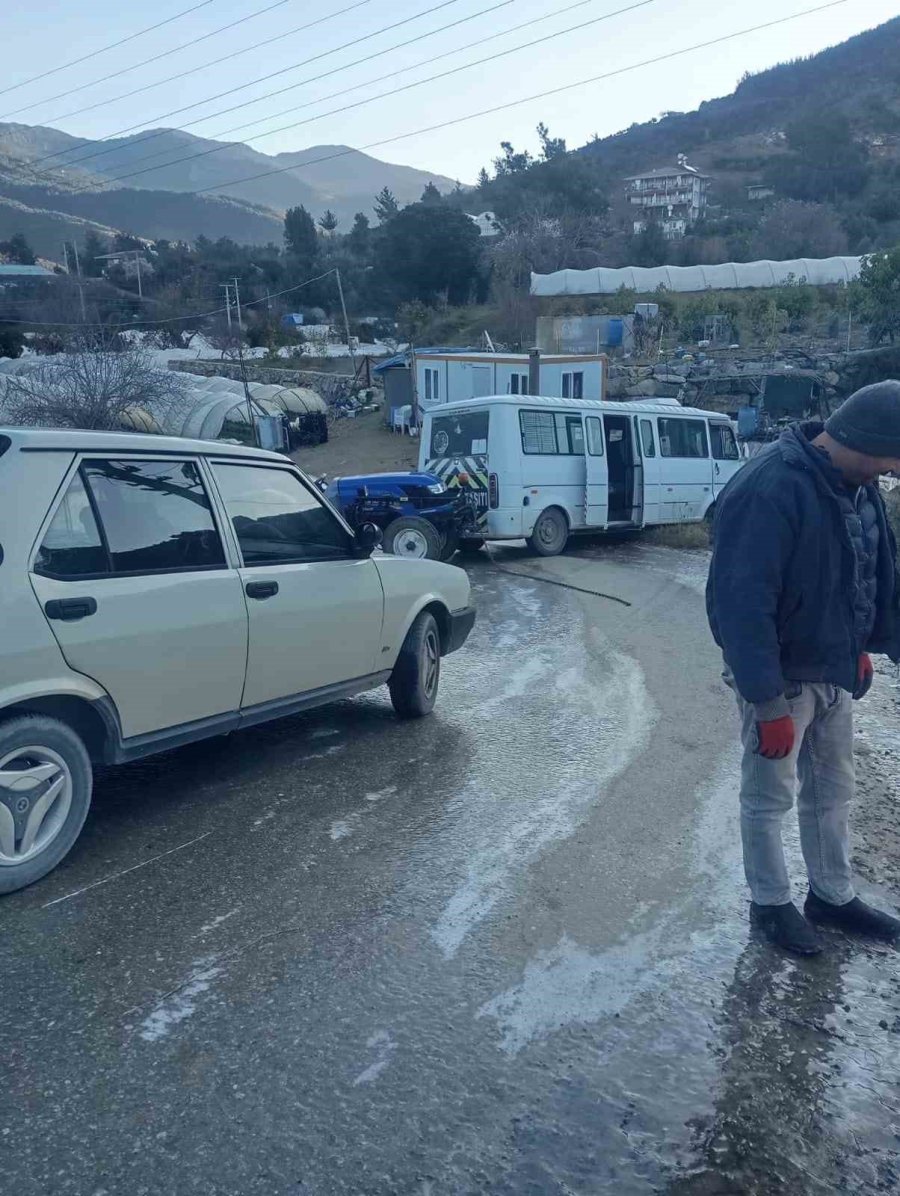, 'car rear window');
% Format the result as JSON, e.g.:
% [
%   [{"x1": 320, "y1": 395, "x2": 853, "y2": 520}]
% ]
[{"x1": 34, "y1": 472, "x2": 109, "y2": 578}]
